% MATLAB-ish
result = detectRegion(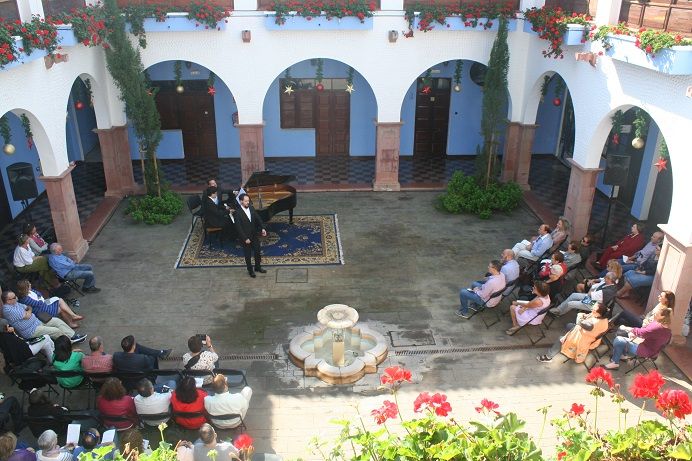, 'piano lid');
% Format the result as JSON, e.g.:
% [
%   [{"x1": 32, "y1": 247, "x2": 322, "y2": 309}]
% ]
[{"x1": 243, "y1": 171, "x2": 296, "y2": 189}]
